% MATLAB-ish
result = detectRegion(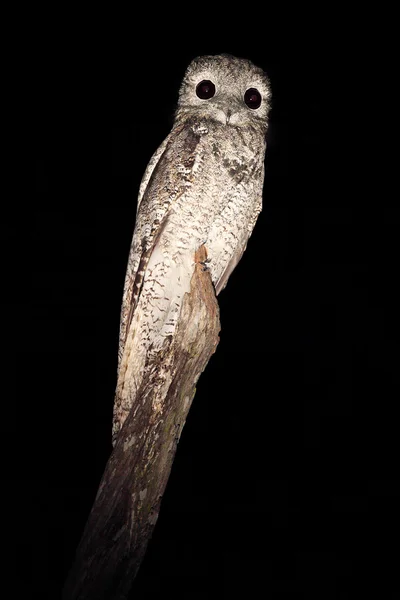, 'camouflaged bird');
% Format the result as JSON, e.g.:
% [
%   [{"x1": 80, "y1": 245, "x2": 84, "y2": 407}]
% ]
[{"x1": 112, "y1": 54, "x2": 271, "y2": 445}]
